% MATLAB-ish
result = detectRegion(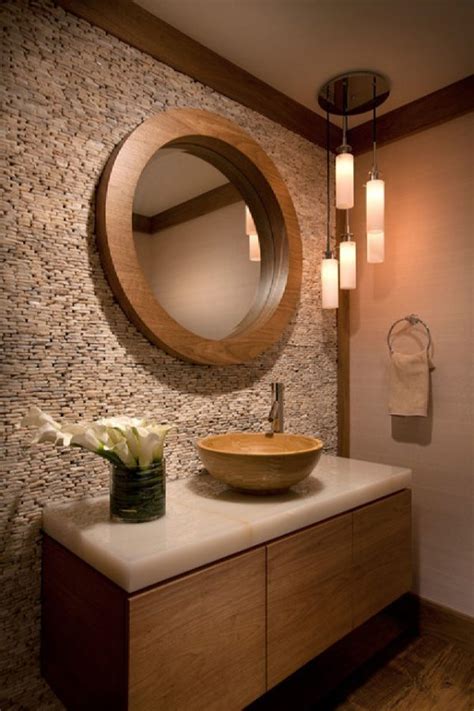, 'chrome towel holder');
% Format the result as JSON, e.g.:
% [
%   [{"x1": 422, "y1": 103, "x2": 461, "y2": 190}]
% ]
[{"x1": 387, "y1": 314, "x2": 432, "y2": 353}]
